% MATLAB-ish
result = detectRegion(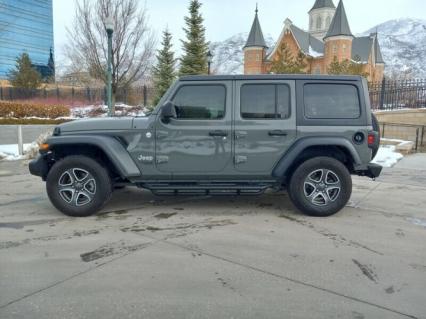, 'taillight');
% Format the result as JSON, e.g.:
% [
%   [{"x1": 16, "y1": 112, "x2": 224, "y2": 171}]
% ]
[{"x1": 368, "y1": 133, "x2": 375, "y2": 146}]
